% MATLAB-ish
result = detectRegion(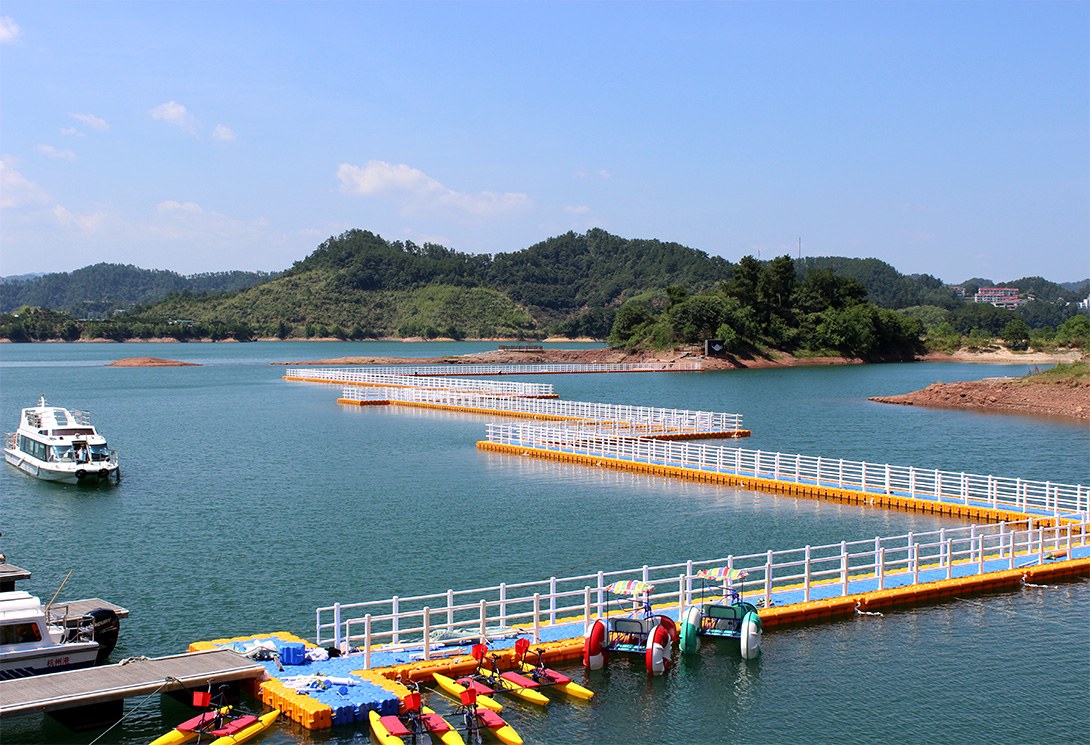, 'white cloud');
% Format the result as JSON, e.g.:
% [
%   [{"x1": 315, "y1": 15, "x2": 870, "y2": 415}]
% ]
[
  {"x1": 150, "y1": 101, "x2": 197, "y2": 134},
  {"x1": 565, "y1": 205, "x2": 590, "y2": 215},
  {"x1": 38, "y1": 145, "x2": 76, "y2": 161},
  {"x1": 60, "y1": 127, "x2": 85, "y2": 137},
  {"x1": 212, "y1": 124, "x2": 236, "y2": 141},
  {"x1": 70, "y1": 113, "x2": 109, "y2": 131},
  {"x1": 337, "y1": 160, "x2": 532, "y2": 218},
  {"x1": 575, "y1": 168, "x2": 612, "y2": 180},
  {"x1": 53, "y1": 205, "x2": 108, "y2": 233},
  {"x1": 0, "y1": 157, "x2": 51, "y2": 208},
  {"x1": 0, "y1": 16, "x2": 19, "y2": 43},
  {"x1": 148, "y1": 200, "x2": 269, "y2": 242}
]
